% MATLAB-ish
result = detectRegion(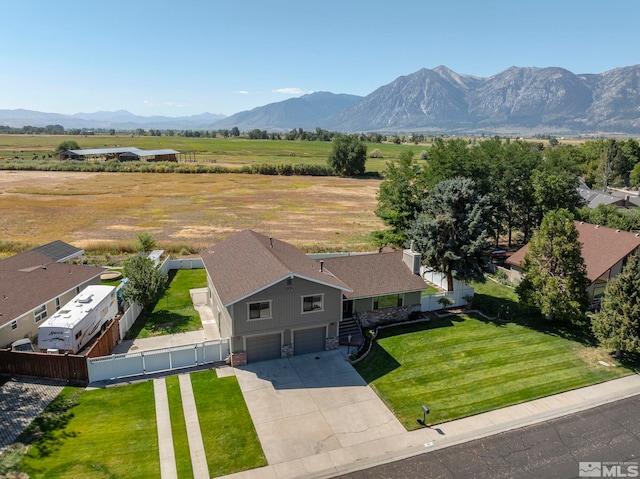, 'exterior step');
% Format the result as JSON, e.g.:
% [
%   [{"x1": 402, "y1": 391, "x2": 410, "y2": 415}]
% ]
[{"x1": 339, "y1": 317, "x2": 364, "y2": 346}]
